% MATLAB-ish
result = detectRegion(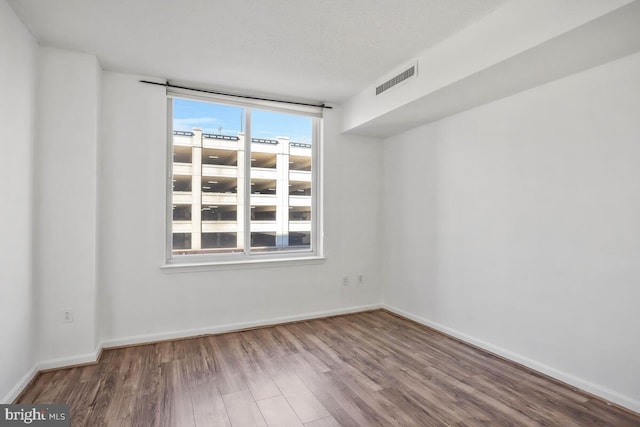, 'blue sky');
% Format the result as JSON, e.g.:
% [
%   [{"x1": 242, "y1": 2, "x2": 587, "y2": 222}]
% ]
[{"x1": 173, "y1": 98, "x2": 312, "y2": 143}]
